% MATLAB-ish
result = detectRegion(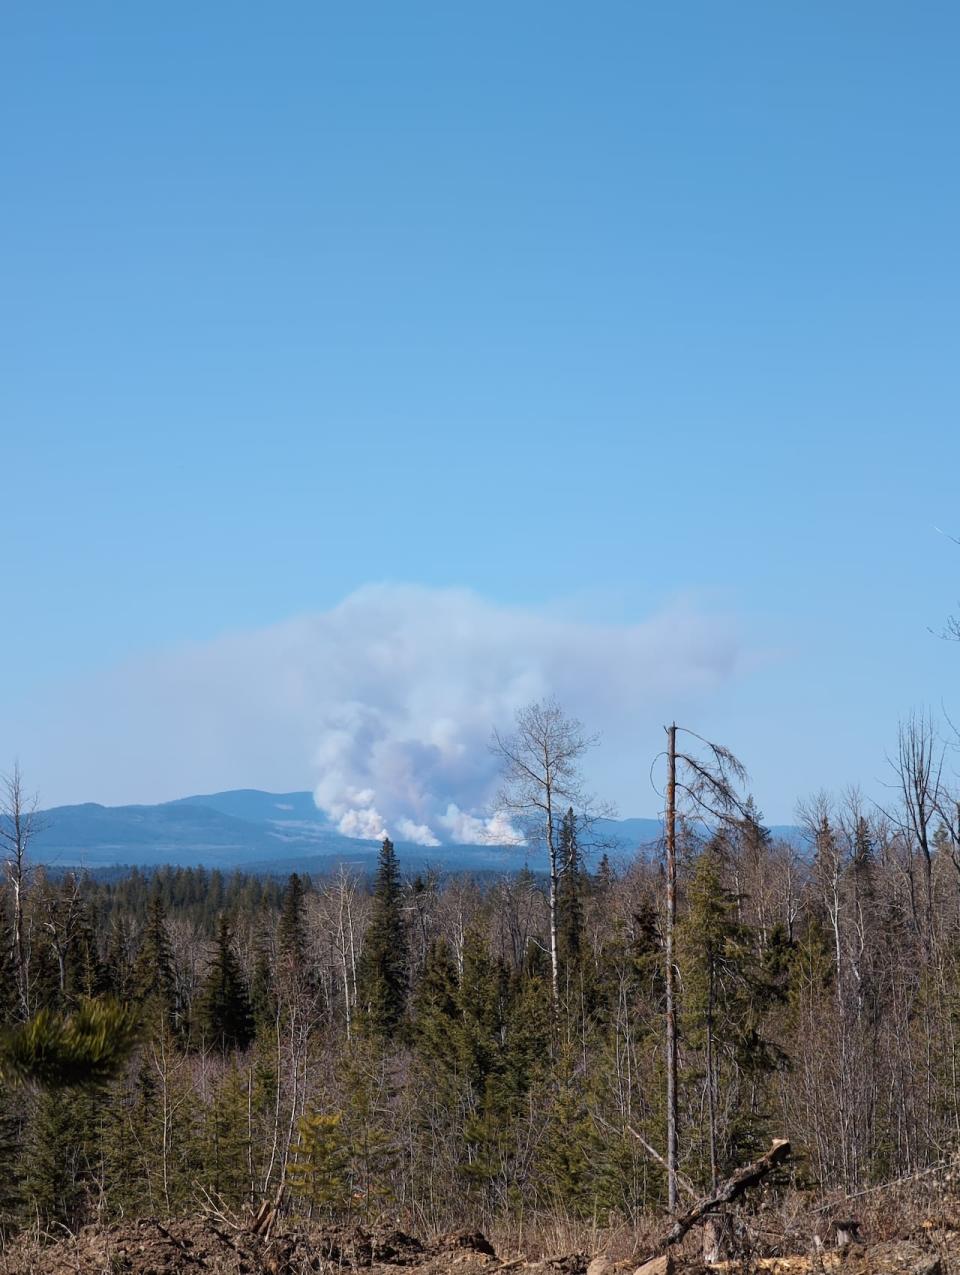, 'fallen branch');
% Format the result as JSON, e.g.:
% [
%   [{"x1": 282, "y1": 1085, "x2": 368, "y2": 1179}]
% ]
[
  {"x1": 593, "y1": 1115, "x2": 697, "y2": 1200},
  {"x1": 644, "y1": 1138, "x2": 791, "y2": 1259},
  {"x1": 154, "y1": 1221, "x2": 208, "y2": 1267},
  {"x1": 810, "y1": 1159, "x2": 952, "y2": 1213}
]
